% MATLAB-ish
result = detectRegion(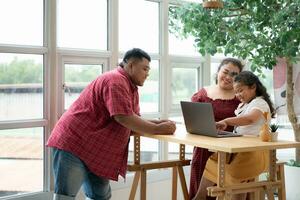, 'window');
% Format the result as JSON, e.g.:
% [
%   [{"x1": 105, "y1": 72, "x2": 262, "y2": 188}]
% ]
[
  {"x1": 0, "y1": 53, "x2": 43, "y2": 121},
  {"x1": 0, "y1": 1, "x2": 47, "y2": 199},
  {"x1": 168, "y1": 63, "x2": 201, "y2": 158},
  {"x1": 119, "y1": 0, "x2": 159, "y2": 54},
  {"x1": 0, "y1": 0, "x2": 43, "y2": 46},
  {"x1": 171, "y1": 66, "x2": 199, "y2": 106},
  {"x1": 171, "y1": 63, "x2": 201, "y2": 108},
  {"x1": 57, "y1": 0, "x2": 108, "y2": 50},
  {"x1": 64, "y1": 64, "x2": 103, "y2": 109},
  {"x1": 0, "y1": 128, "x2": 44, "y2": 197},
  {"x1": 139, "y1": 60, "x2": 159, "y2": 113},
  {"x1": 169, "y1": 4, "x2": 199, "y2": 56}
]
